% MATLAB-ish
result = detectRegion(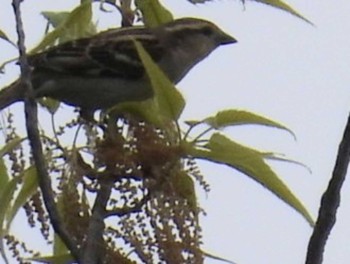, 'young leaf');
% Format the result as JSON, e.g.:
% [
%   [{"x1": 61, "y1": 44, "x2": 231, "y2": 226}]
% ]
[
  {"x1": 53, "y1": 196, "x2": 70, "y2": 263},
  {"x1": 0, "y1": 177, "x2": 21, "y2": 263},
  {"x1": 109, "y1": 99, "x2": 167, "y2": 128},
  {"x1": 186, "y1": 133, "x2": 314, "y2": 226},
  {"x1": 0, "y1": 29, "x2": 16, "y2": 47},
  {"x1": 0, "y1": 179, "x2": 18, "y2": 218},
  {"x1": 0, "y1": 57, "x2": 18, "y2": 74},
  {"x1": 254, "y1": 0, "x2": 313, "y2": 25},
  {"x1": 27, "y1": 254, "x2": 73, "y2": 264},
  {"x1": 0, "y1": 158, "x2": 9, "y2": 192},
  {"x1": 264, "y1": 152, "x2": 312, "y2": 173},
  {"x1": 53, "y1": 234, "x2": 69, "y2": 261},
  {"x1": 203, "y1": 250, "x2": 236, "y2": 264},
  {"x1": 0, "y1": 29, "x2": 10, "y2": 43},
  {"x1": 204, "y1": 109, "x2": 295, "y2": 138},
  {"x1": 5, "y1": 166, "x2": 38, "y2": 232},
  {"x1": 31, "y1": 1, "x2": 95, "y2": 54},
  {"x1": 42, "y1": 11, "x2": 70, "y2": 28},
  {"x1": 135, "y1": 0, "x2": 174, "y2": 27},
  {"x1": 38, "y1": 97, "x2": 60, "y2": 114},
  {"x1": 0, "y1": 137, "x2": 25, "y2": 158},
  {"x1": 134, "y1": 40, "x2": 185, "y2": 122}
]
